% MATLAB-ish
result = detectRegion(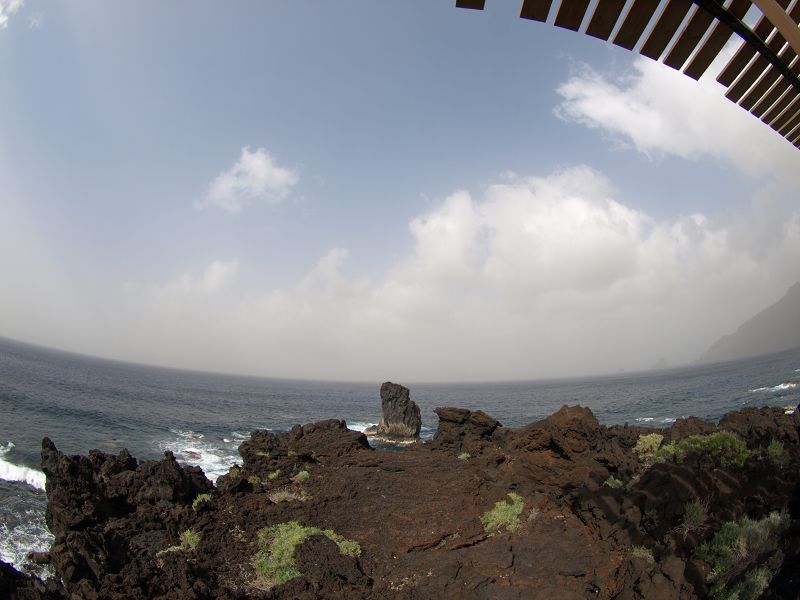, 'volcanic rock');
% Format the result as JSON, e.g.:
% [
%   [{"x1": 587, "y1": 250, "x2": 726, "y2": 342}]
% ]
[
  {"x1": 367, "y1": 381, "x2": 421, "y2": 439},
  {"x1": 27, "y1": 403, "x2": 800, "y2": 599}
]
